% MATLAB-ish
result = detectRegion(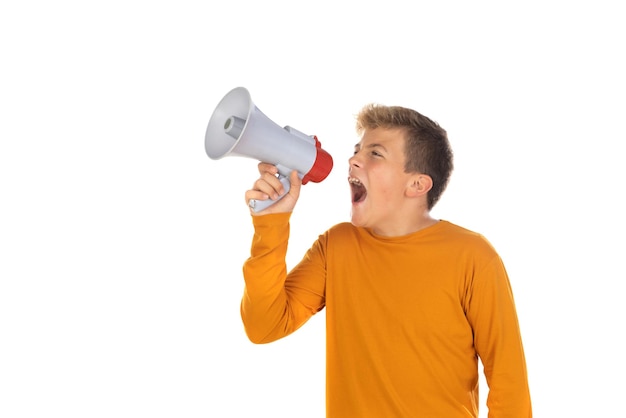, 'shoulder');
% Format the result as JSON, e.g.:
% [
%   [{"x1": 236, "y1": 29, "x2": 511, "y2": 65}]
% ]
[
  {"x1": 317, "y1": 222, "x2": 370, "y2": 247},
  {"x1": 438, "y1": 220, "x2": 490, "y2": 242},
  {"x1": 327, "y1": 221, "x2": 357, "y2": 234},
  {"x1": 323, "y1": 222, "x2": 360, "y2": 240},
  {"x1": 436, "y1": 220, "x2": 500, "y2": 258}
]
